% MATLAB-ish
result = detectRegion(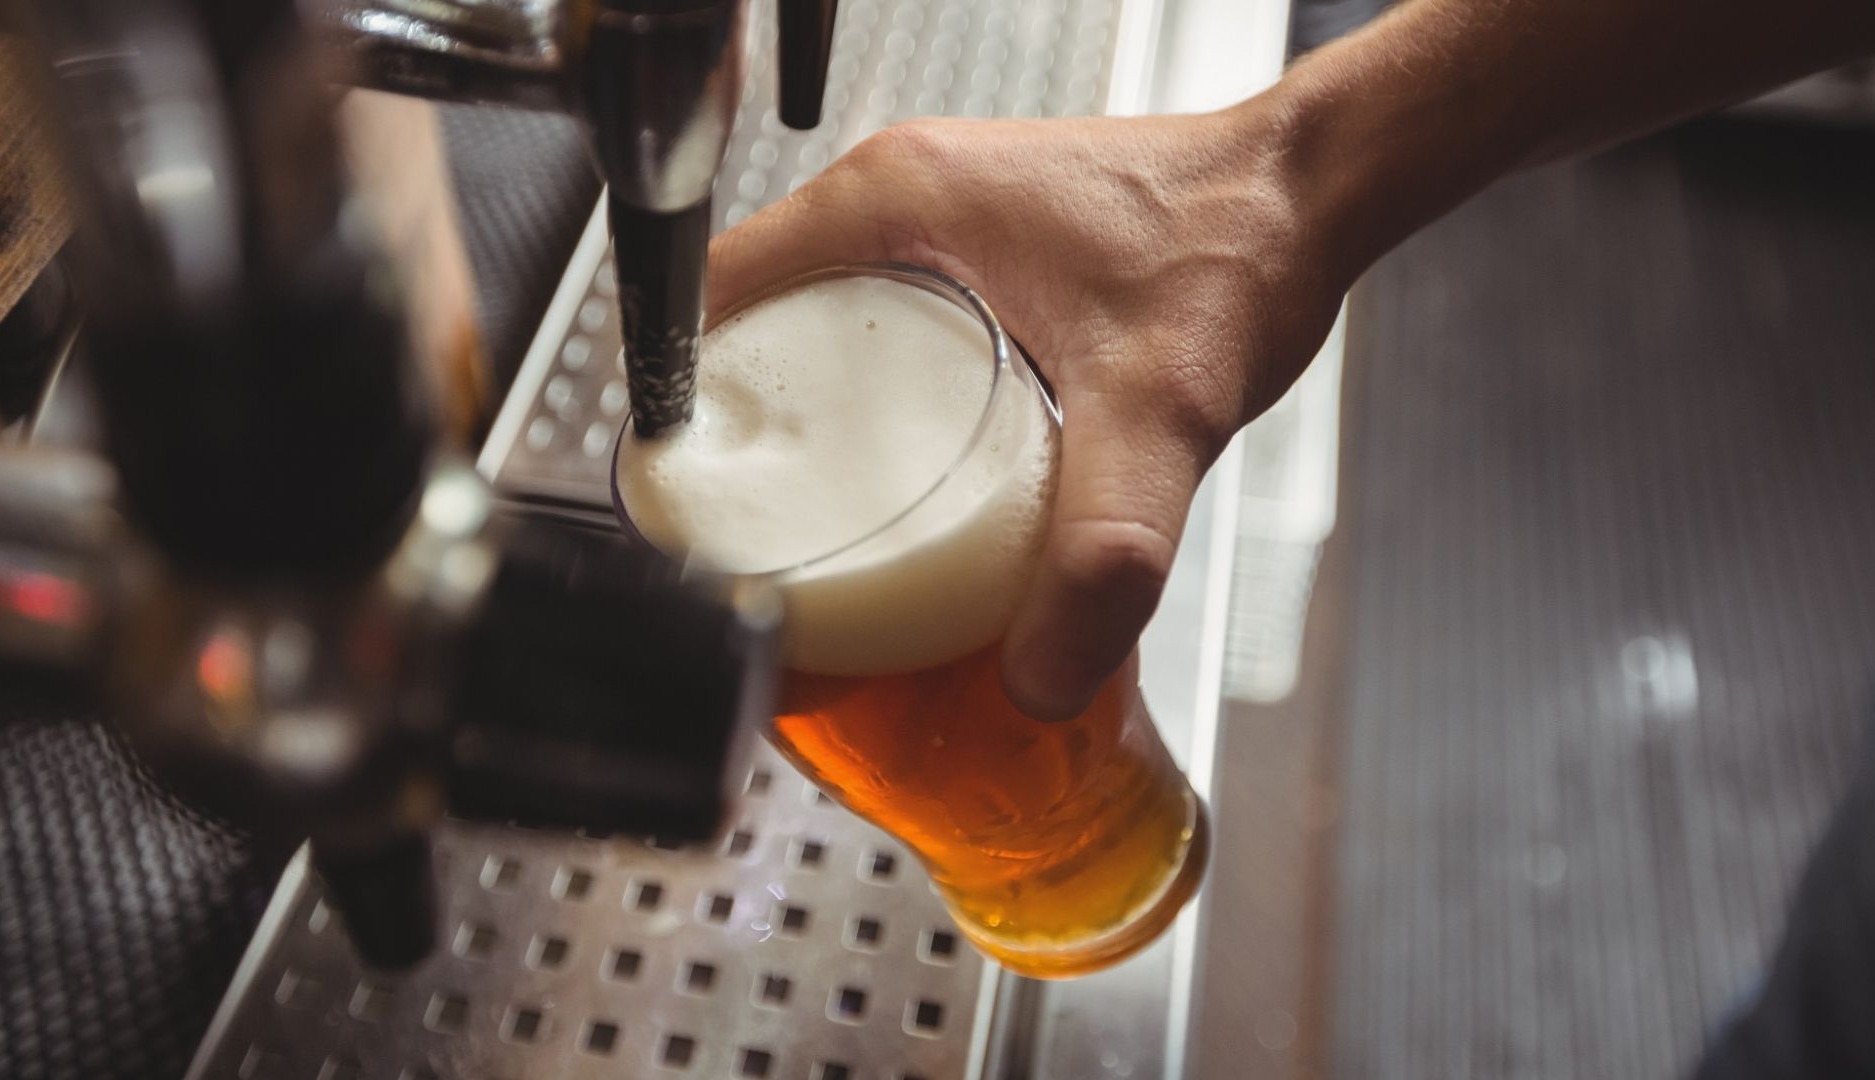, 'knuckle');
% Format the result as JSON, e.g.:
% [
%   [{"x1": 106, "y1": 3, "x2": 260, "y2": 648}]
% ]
[
  {"x1": 1159, "y1": 383, "x2": 1228, "y2": 458},
  {"x1": 1139, "y1": 338, "x2": 1242, "y2": 461},
  {"x1": 1069, "y1": 343, "x2": 1235, "y2": 467},
  {"x1": 850, "y1": 118, "x2": 961, "y2": 171},
  {"x1": 1051, "y1": 517, "x2": 1178, "y2": 602}
]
